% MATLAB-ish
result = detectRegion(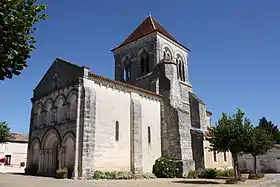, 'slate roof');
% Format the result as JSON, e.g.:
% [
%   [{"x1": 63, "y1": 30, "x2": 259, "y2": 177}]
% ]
[{"x1": 112, "y1": 16, "x2": 189, "y2": 51}]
